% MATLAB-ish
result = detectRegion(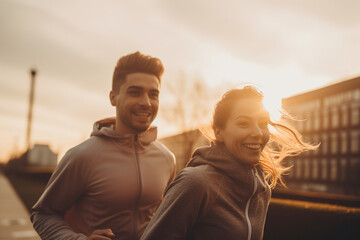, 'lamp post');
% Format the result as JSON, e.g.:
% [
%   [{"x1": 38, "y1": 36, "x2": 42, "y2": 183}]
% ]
[{"x1": 26, "y1": 69, "x2": 37, "y2": 151}]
